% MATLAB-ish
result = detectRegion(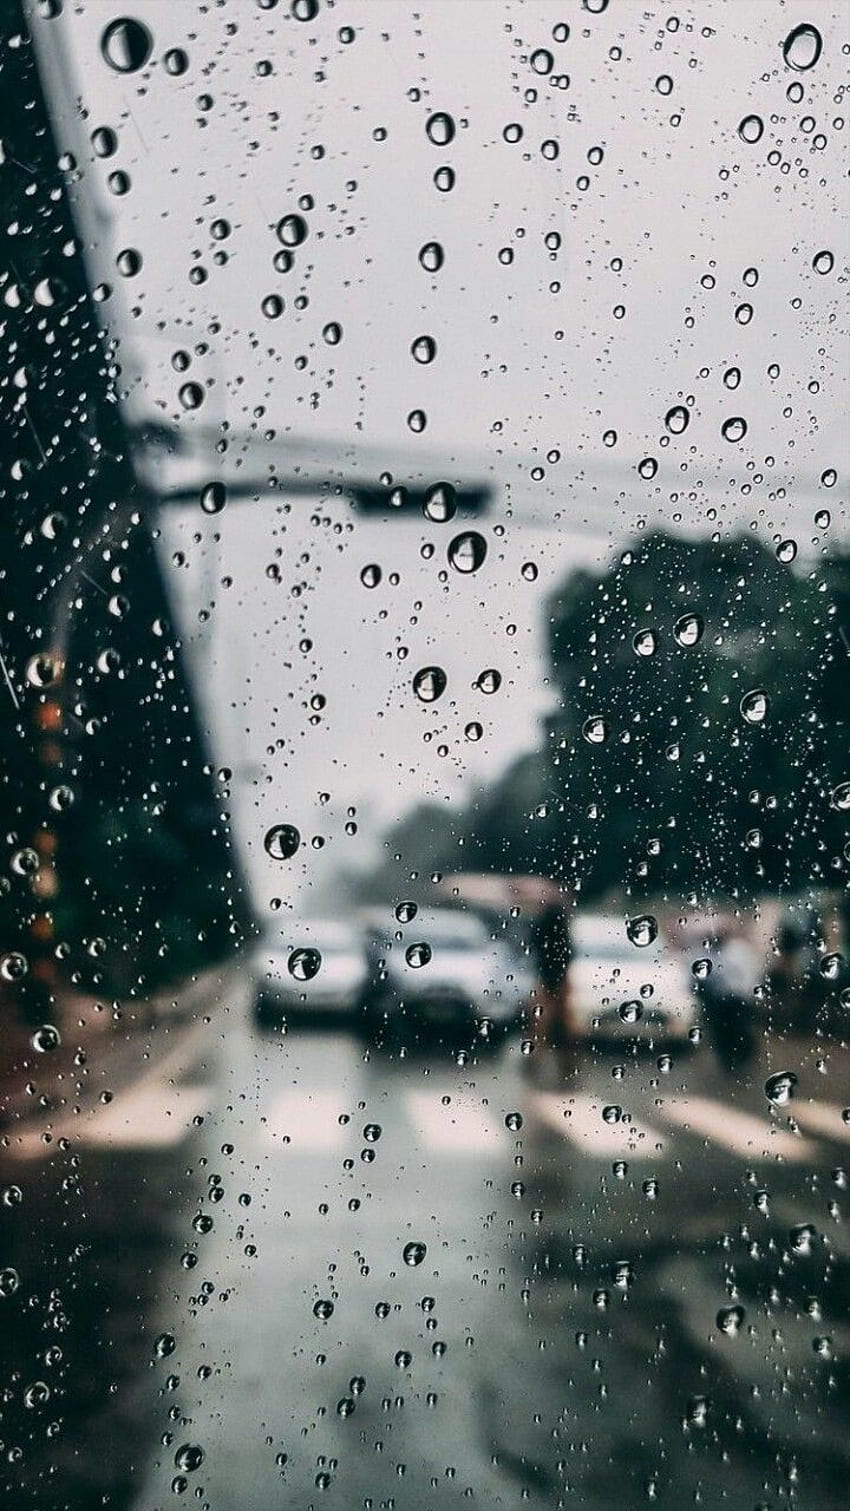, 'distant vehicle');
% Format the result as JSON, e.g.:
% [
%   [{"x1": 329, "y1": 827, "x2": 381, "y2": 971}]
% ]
[
  {"x1": 568, "y1": 913, "x2": 697, "y2": 1045},
  {"x1": 359, "y1": 907, "x2": 532, "y2": 1044},
  {"x1": 252, "y1": 918, "x2": 368, "y2": 1027}
]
